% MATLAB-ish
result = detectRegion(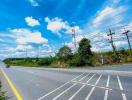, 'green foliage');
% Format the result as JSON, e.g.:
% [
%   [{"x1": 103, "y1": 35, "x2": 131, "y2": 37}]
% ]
[
  {"x1": 56, "y1": 46, "x2": 72, "y2": 63},
  {"x1": 0, "y1": 81, "x2": 8, "y2": 100},
  {"x1": 68, "y1": 38, "x2": 94, "y2": 66},
  {"x1": 77, "y1": 38, "x2": 94, "y2": 66},
  {"x1": 68, "y1": 53, "x2": 79, "y2": 66},
  {"x1": 37, "y1": 57, "x2": 53, "y2": 66}
]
